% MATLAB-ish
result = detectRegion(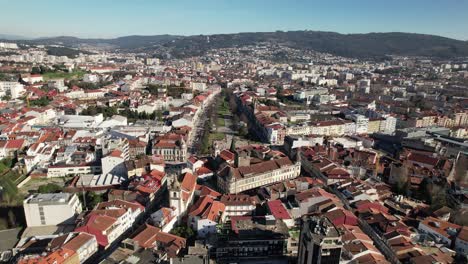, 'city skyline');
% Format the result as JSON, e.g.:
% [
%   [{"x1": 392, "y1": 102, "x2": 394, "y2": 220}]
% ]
[
  {"x1": 0, "y1": 0, "x2": 467, "y2": 40},
  {"x1": 0, "y1": 1, "x2": 467, "y2": 264}
]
